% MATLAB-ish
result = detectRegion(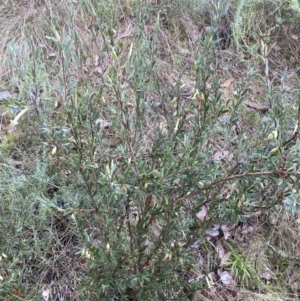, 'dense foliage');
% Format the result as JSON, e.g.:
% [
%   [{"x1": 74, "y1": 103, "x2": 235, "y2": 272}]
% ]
[{"x1": 0, "y1": 0, "x2": 300, "y2": 300}]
